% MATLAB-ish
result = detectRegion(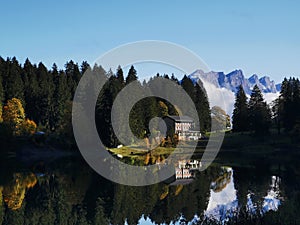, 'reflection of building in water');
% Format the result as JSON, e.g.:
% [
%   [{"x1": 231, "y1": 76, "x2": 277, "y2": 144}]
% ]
[
  {"x1": 2, "y1": 173, "x2": 37, "y2": 210},
  {"x1": 176, "y1": 168, "x2": 194, "y2": 179},
  {"x1": 175, "y1": 160, "x2": 202, "y2": 180}
]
